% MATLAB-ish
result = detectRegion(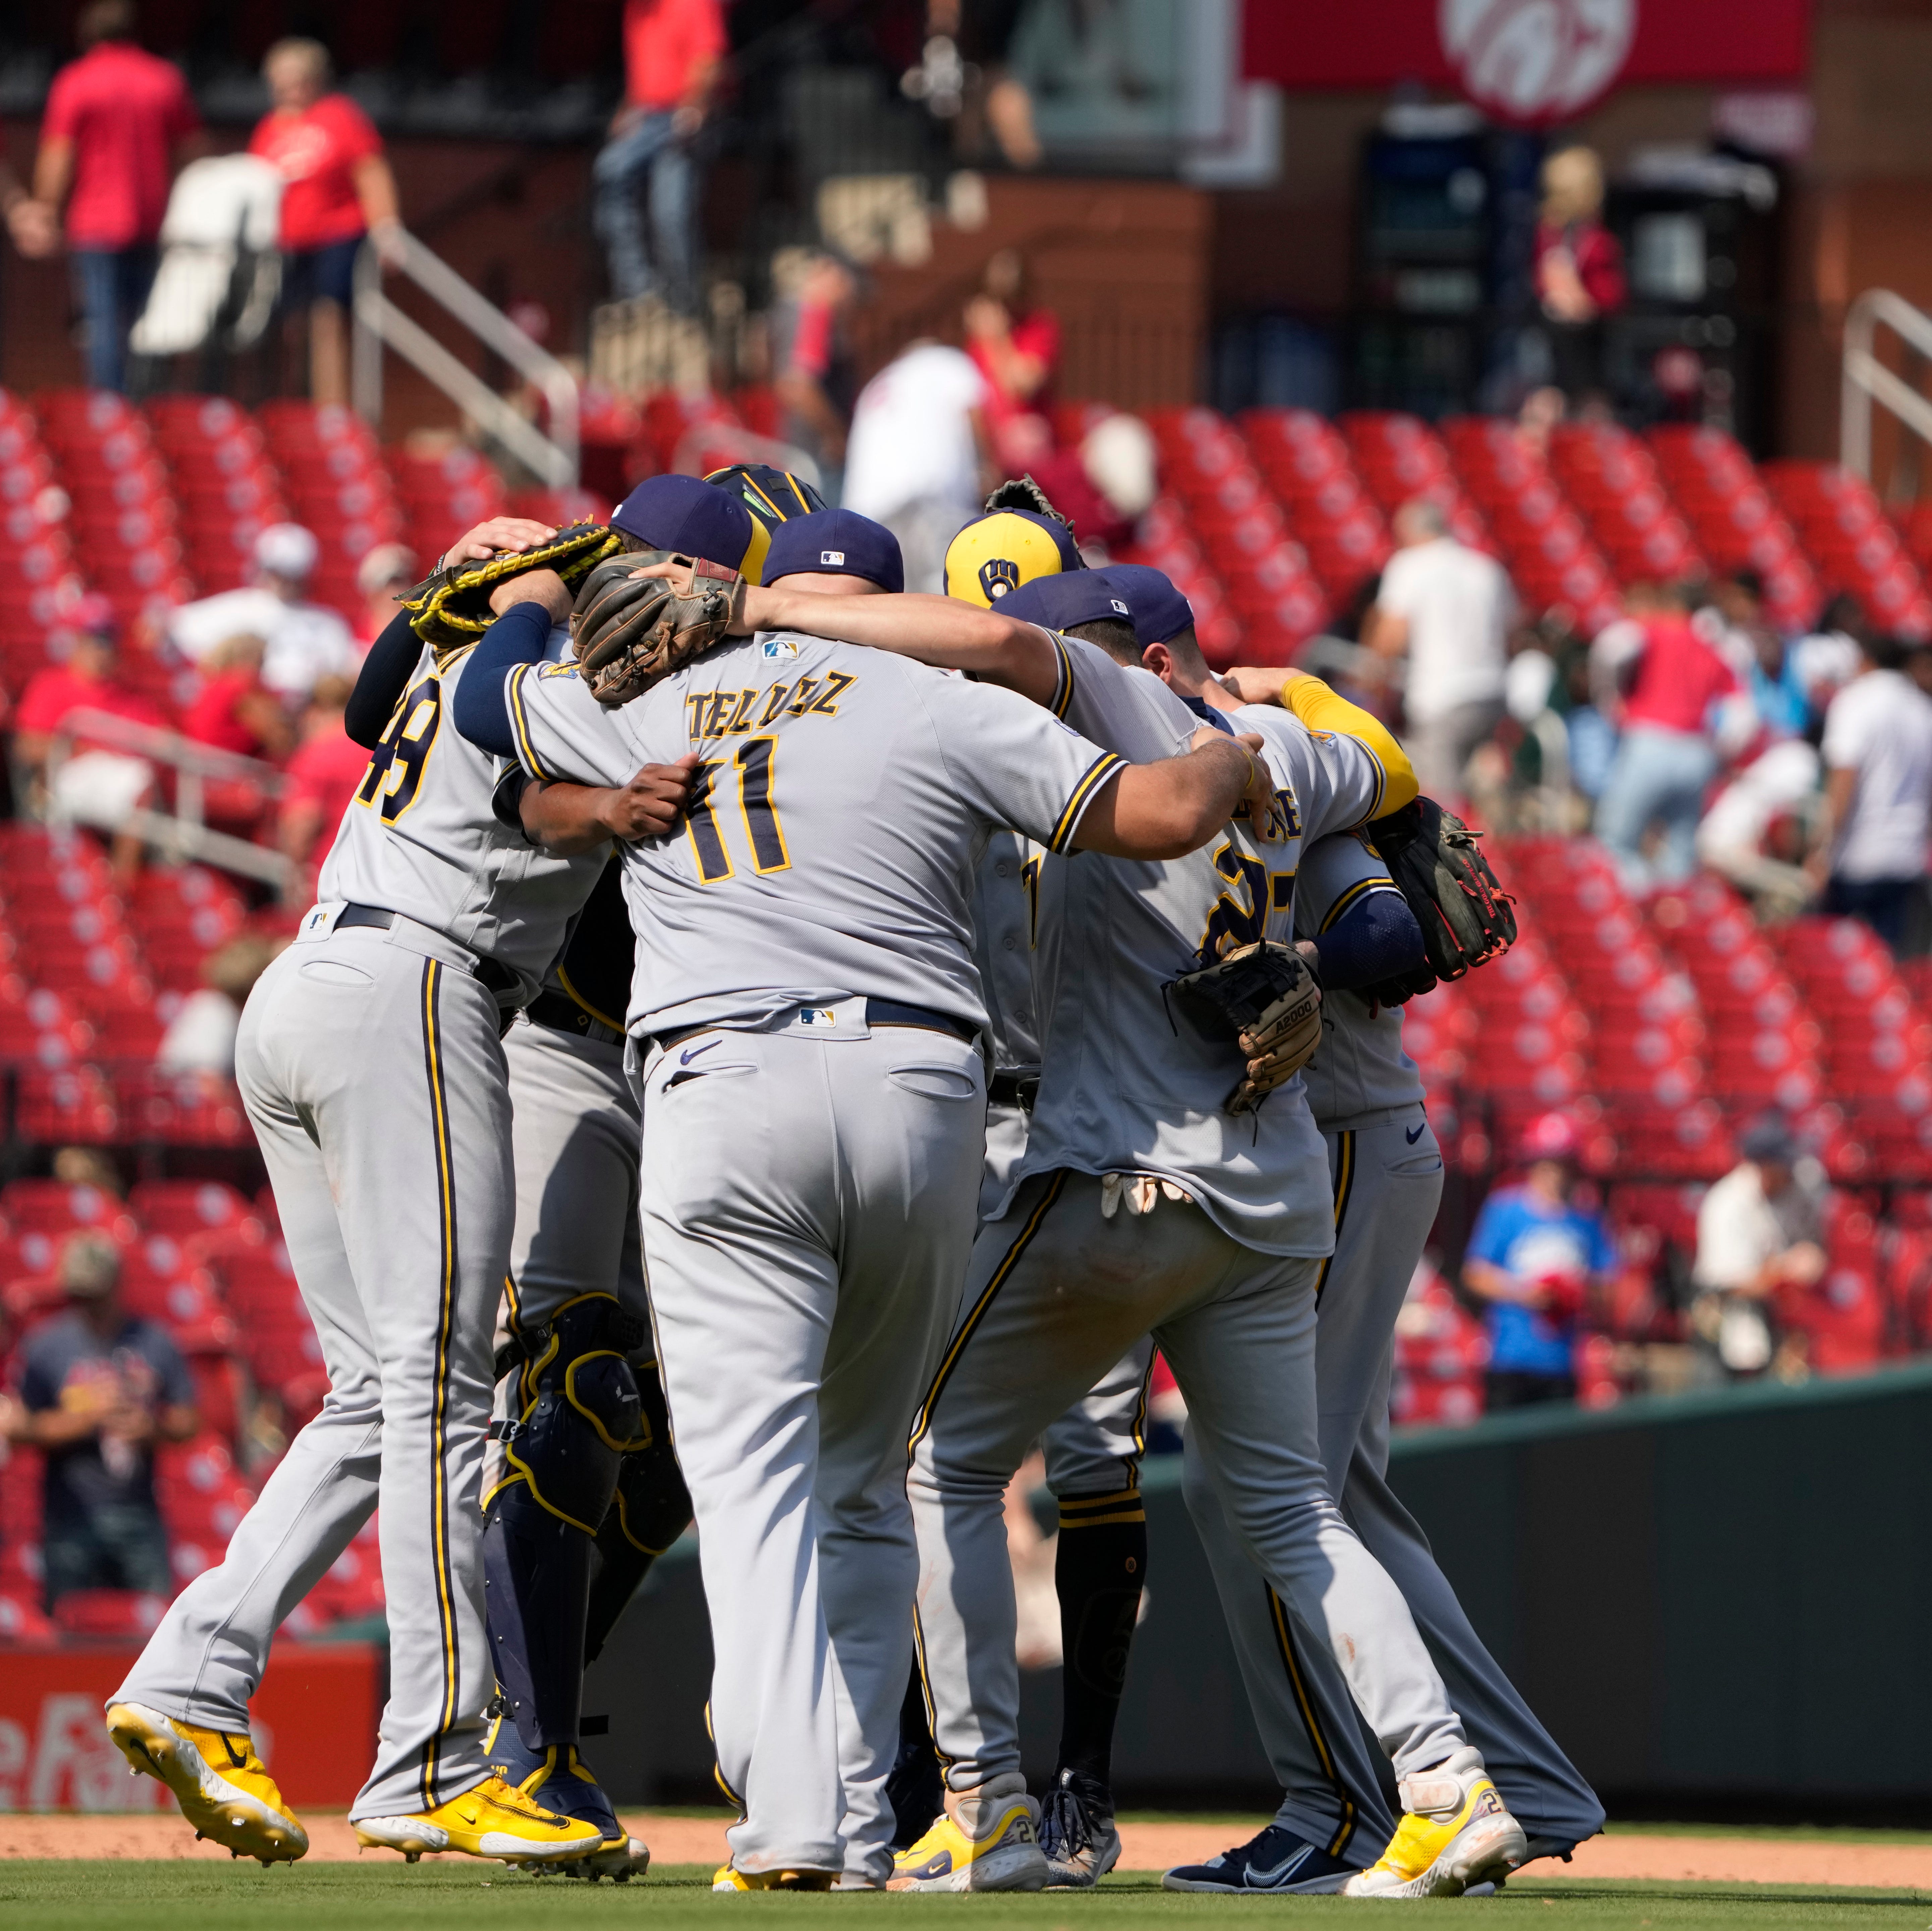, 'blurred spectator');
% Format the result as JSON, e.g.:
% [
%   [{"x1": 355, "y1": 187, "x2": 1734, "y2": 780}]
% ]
[
  {"x1": 278, "y1": 672, "x2": 364, "y2": 868},
  {"x1": 1533, "y1": 146, "x2": 1625, "y2": 411},
  {"x1": 355, "y1": 542, "x2": 416, "y2": 646},
  {"x1": 1462, "y1": 1113, "x2": 1617, "y2": 1411},
  {"x1": 964, "y1": 248, "x2": 1058, "y2": 475},
  {"x1": 770, "y1": 251, "x2": 860, "y2": 495},
  {"x1": 12, "y1": 1232, "x2": 197, "y2": 1610},
  {"x1": 167, "y1": 523, "x2": 358, "y2": 702},
  {"x1": 249, "y1": 38, "x2": 401, "y2": 407},
  {"x1": 1695, "y1": 737, "x2": 1821, "y2": 921},
  {"x1": 22, "y1": 0, "x2": 202, "y2": 394},
  {"x1": 842, "y1": 342, "x2": 993, "y2": 593},
  {"x1": 53, "y1": 1145, "x2": 124, "y2": 1194},
  {"x1": 1594, "y1": 582, "x2": 1748, "y2": 892},
  {"x1": 1789, "y1": 592, "x2": 1865, "y2": 720},
  {"x1": 15, "y1": 604, "x2": 166, "y2": 877},
  {"x1": 1811, "y1": 631, "x2": 1932, "y2": 950},
  {"x1": 157, "y1": 934, "x2": 284, "y2": 1078},
  {"x1": 1364, "y1": 498, "x2": 1514, "y2": 802},
  {"x1": 1692, "y1": 1116, "x2": 1827, "y2": 1378},
  {"x1": 592, "y1": 0, "x2": 725, "y2": 314},
  {"x1": 181, "y1": 634, "x2": 294, "y2": 761},
  {"x1": 919, "y1": 0, "x2": 1041, "y2": 169}
]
